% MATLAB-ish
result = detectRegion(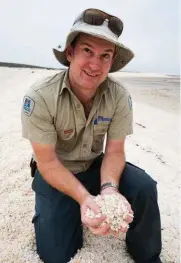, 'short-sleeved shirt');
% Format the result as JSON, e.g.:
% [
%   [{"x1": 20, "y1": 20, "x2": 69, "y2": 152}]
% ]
[{"x1": 21, "y1": 69, "x2": 133, "y2": 173}]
